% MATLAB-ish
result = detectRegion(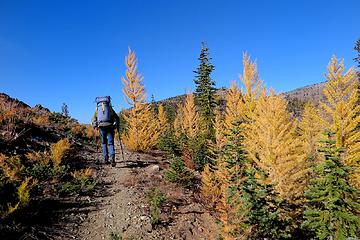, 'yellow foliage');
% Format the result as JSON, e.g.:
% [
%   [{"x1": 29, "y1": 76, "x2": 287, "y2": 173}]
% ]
[
  {"x1": 17, "y1": 177, "x2": 36, "y2": 208},
  {"x1": 0, "y1": 153, "x2": 6, "y2": 163},
  {"x1": 181, "y1": 93, "x2": 199, "y2": 139},
  {"x1": 121, "y1": 48, "x2": 146, "y2": 108},
  {"x1": 32, "y1": 114, "x2": 50, "y2": 126},
  {"x1": 0, "y1": 109, "x2": 16, "y2": 124},
  {"x1": 244, "y1": 92, "x2": 309, "y2": 202},
  {"x1": 201, "y1": 164, "x2": 221, "y2": 203},
  {"x1": 0, "y1": 154, "x2": 24, "y2": 181},
  {"x1": 50, "y1": 138, "x2": 71, "y2": 166},
  {"x1": 121, "y1": 48, "x2": 159, "y2": 152},
  {"x1": 71, "y1": 124, "x2": 86, "y2": 137},
  {"x1": 26, "y1": 151, "x2": 49, "y2": 165},
  {"x1": 85, "y1": 124, "x2": 98, "y2": 139},
  {"x1": 71, "y1": 168, "x2": 93, "y2": 180},
  {"x1": 123, "y1": 104, "x2": 160, "y2": 152},
  {"x1": 224, "y1": 81, "x2": 244, "y2": 137},
  {"x1": 173, "y1": 93, "x2": 200, "y2": 139},
  {"x1": 0, "y1": 101, "x2": 32, "y2": 127},
  {"x1": 215, "y1": 160, "x2": 243, "y2": 240},
  {"x1": 1, "y1": 177, "x2": 36, "y2": 218},
  {"x1": 158, "y1": 104, "x2": 169, "y2": 134},
  {"x1": 174, "y1": 103, "x2": 184, "y2": 137},
  {"x1": 321, "y1": 56, "x2": 360, "y2": 188},
  {"x1": 205, "y1": 81, "x2": 249, "y2": 237},
  {"x1": 299, "y1": 103, "x2": 326, "y2": 163},
  {"x1": 239, "y1": 53, "x2": 263, "y2": 121}
]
